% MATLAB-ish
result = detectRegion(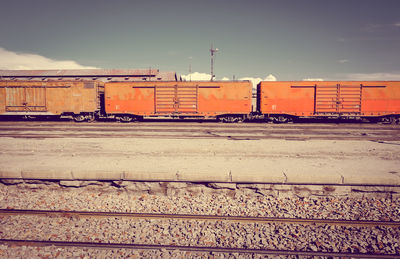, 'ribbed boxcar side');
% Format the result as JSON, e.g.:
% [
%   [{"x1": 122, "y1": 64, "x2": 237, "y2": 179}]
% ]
[
  {"x1": 0, "y1": 81, "x2": 100, "y2": 121},
  {"x1": 258, "y1": 81, "x2": 400, "y2": 122},
  {"x1": 104, "y1": 81, "x2": 252, "y2": 120}
]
